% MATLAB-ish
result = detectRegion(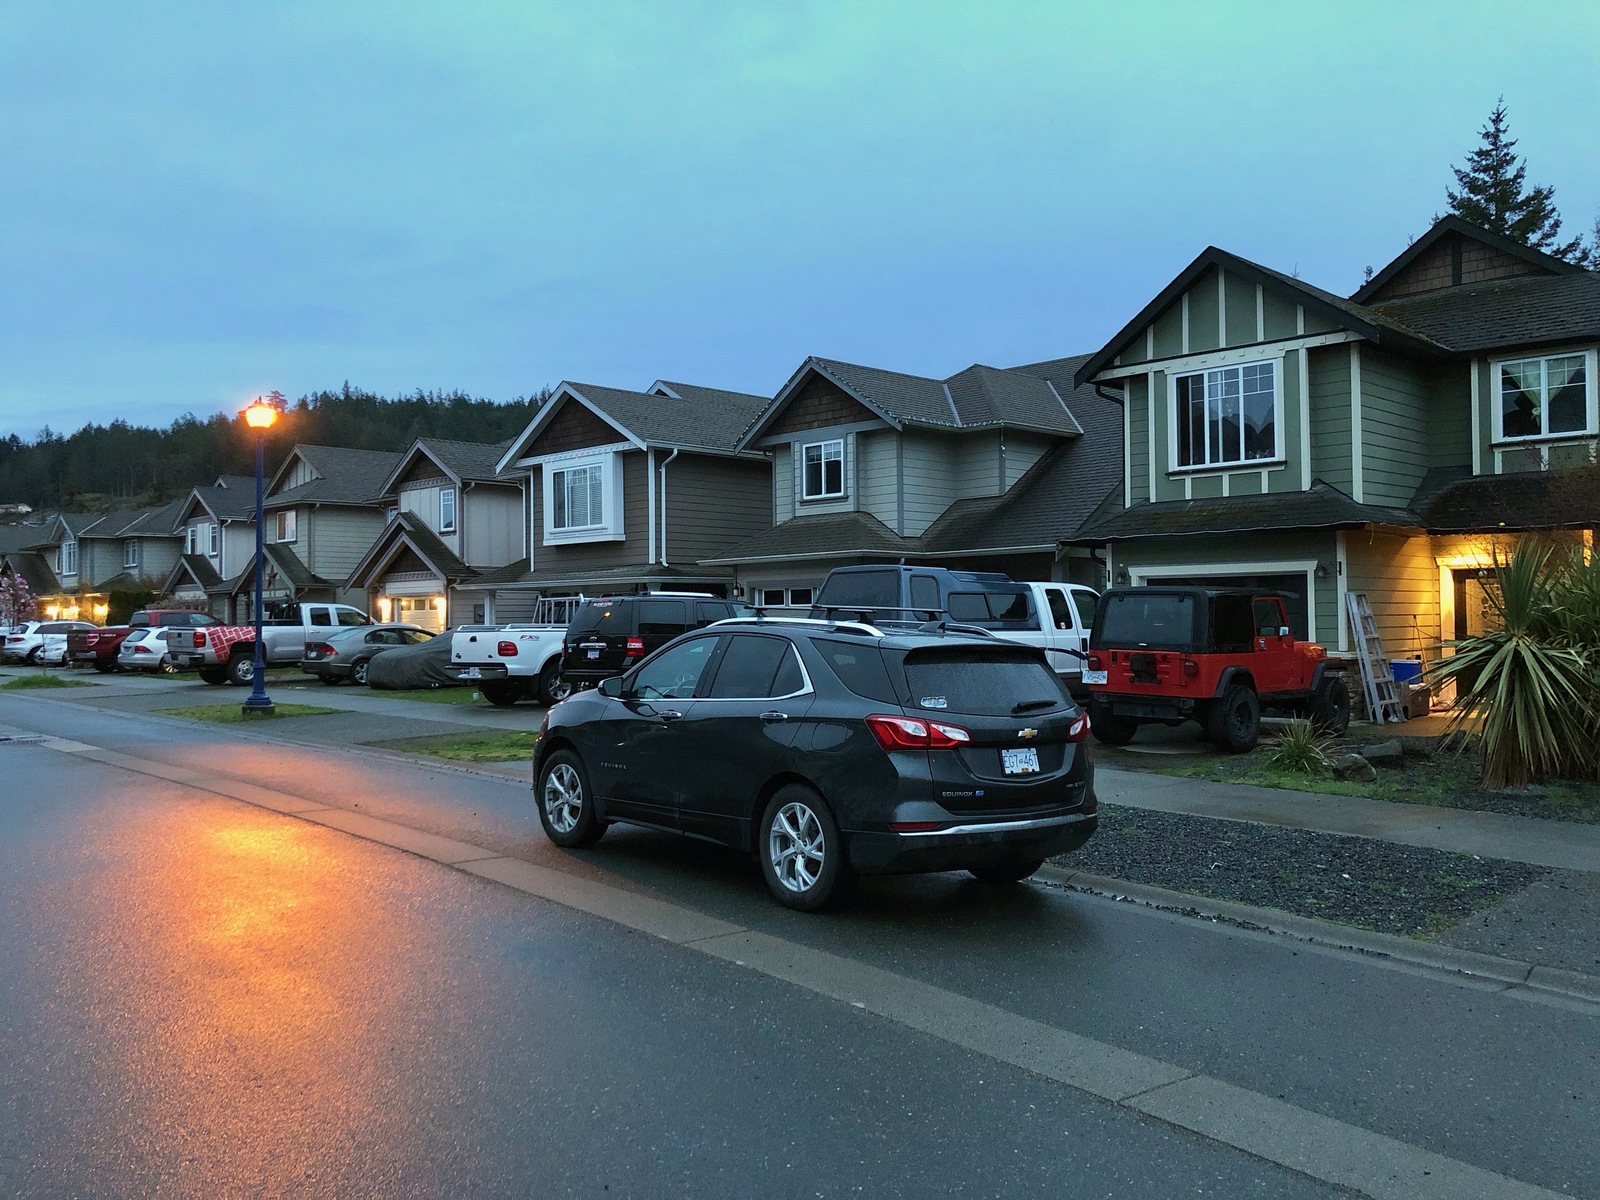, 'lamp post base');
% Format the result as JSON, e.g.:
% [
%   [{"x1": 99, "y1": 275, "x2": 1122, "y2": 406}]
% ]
[{"x1": 240, "y1": 698, "x2": 277, "y2": 717}]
